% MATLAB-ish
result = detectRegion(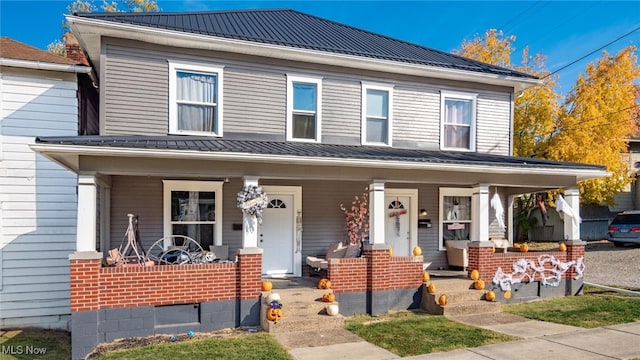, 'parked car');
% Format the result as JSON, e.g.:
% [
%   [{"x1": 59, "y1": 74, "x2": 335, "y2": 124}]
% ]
[{"x1": 607, "y1": 211, "x2": 640, "y2": 246}]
